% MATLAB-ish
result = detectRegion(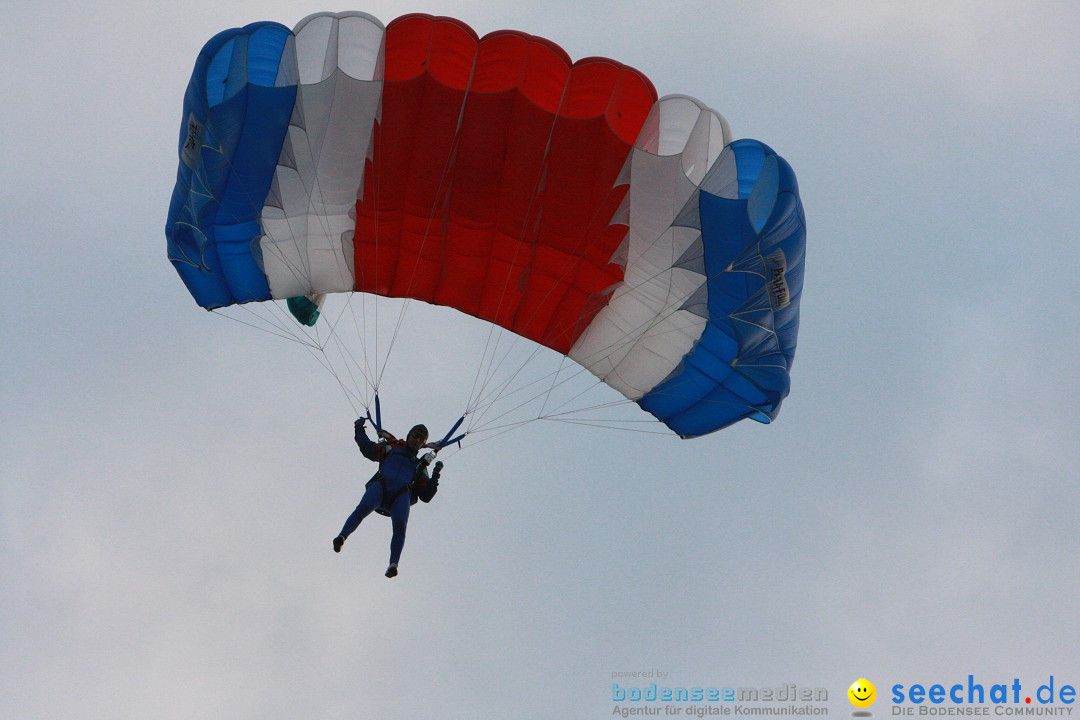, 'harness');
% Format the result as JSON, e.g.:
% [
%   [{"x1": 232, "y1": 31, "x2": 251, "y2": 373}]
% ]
[
  {"x1": 365, "y1": 471, "x2": 417, "y2": 516},
  {"x1": 366, "y1": 444, "x2": 423, "y2": 517}
]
